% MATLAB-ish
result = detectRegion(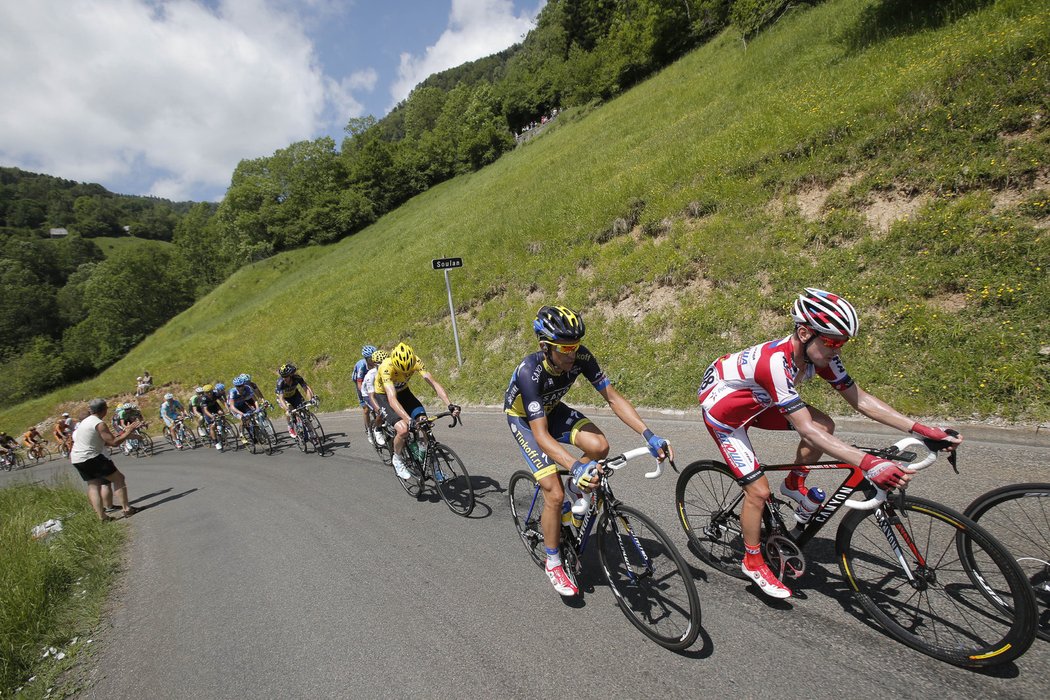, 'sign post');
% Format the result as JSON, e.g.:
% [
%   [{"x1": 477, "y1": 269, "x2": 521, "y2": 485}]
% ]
[{"x1": 431, "y1": 257, "x2": 464, "y2": 367}]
